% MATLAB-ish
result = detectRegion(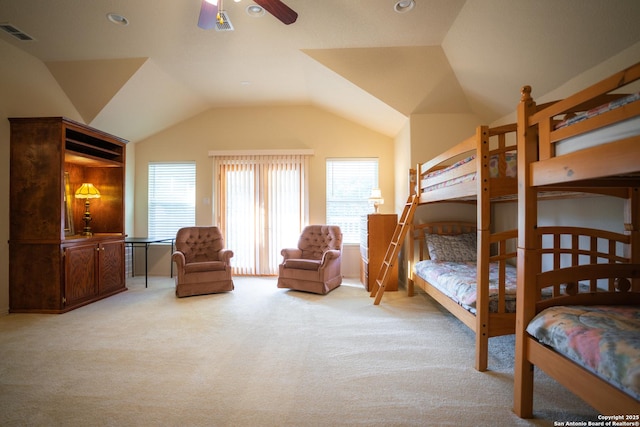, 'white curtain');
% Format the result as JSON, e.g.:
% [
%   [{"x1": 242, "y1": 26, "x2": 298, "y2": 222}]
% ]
[{"x1": 212, "y1": 153, "x2": 309, "y2": 275}]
